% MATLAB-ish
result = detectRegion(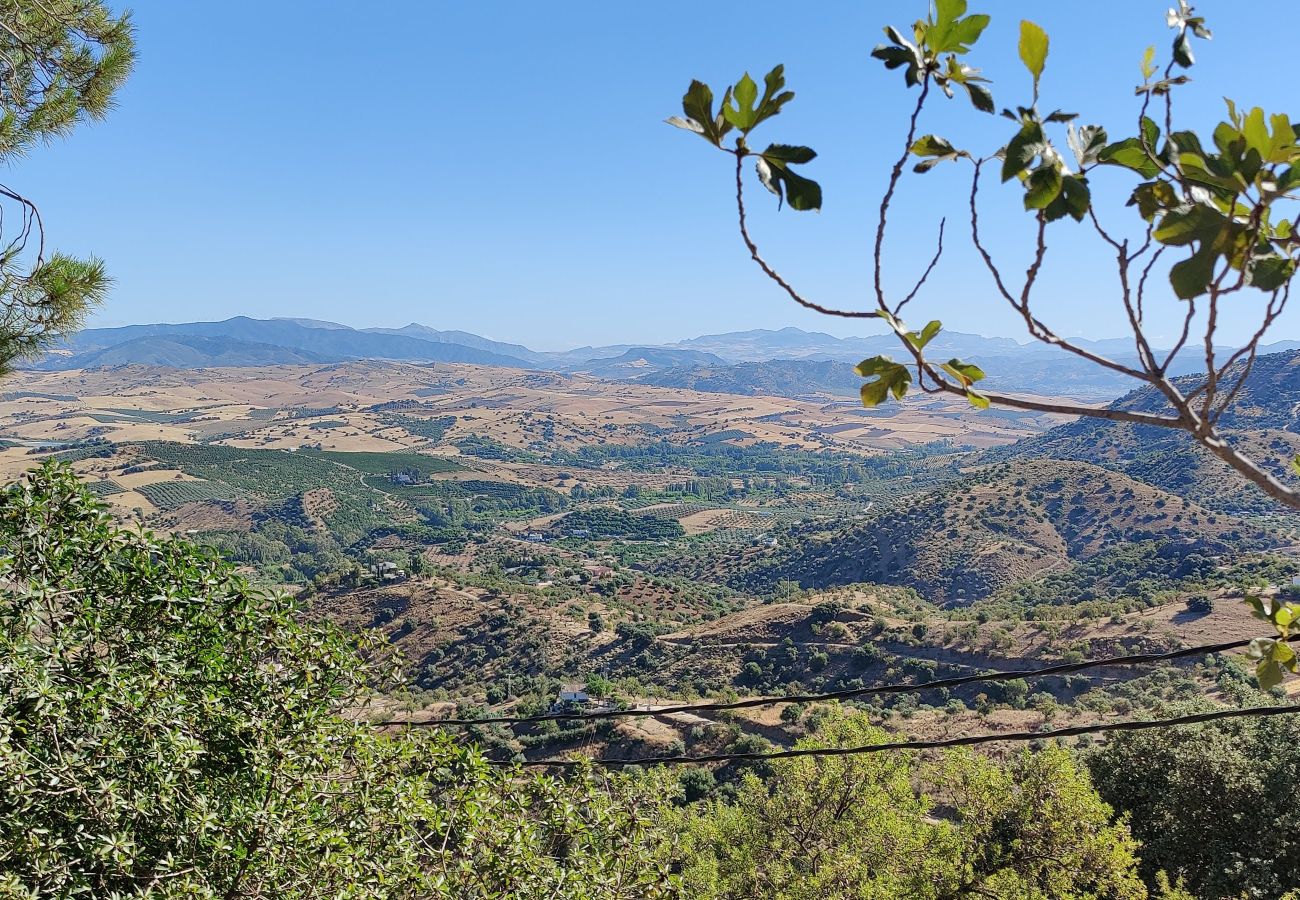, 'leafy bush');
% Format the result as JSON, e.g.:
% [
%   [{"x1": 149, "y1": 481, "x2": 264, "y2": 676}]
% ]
[{"x1": 0, "y1": 464, "x2": 680, "y2": 898}]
